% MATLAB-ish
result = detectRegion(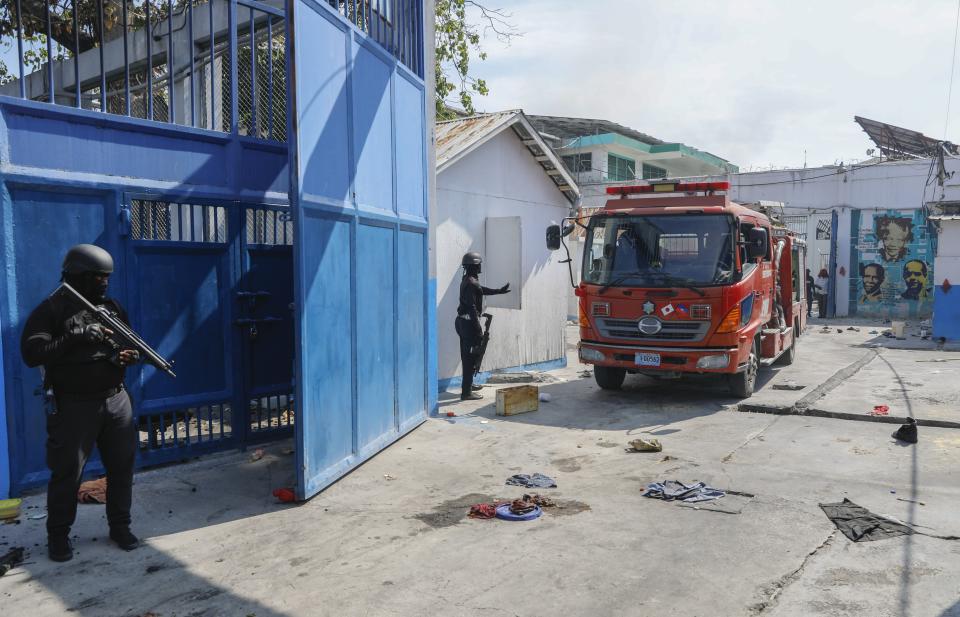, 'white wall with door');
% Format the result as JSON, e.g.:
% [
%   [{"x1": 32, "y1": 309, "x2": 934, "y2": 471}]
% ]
[{"x1": 436, "y1": 129, "x2": 573, "y2": 388}]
